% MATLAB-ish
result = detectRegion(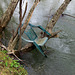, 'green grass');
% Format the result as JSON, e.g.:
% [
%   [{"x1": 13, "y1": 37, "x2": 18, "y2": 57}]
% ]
[{"x1": 0, "y1": 48, "x2": 28, "y2": 75}]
